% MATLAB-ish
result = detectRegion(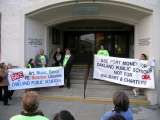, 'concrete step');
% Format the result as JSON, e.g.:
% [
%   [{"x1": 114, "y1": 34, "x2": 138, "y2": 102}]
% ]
[
  {"x1": 85, "y1": 88, "x2": 145, "y2": 99},
  {"x1": 71, "y1": 67, "x2": 88, "y2": 70},
  {"x1": 87, "y1": 79, "x2": 119, "y2": 85},
  {"x1": 71, "y1": 82, "x2": 131, "y2": 91},
  {"x1": 72, "y1": 64, "x2": 88, "y2": 67},
  {"x1": 71, "y1": 79, "x2": 121, "y2": 85},
  {"x1": 39, "y1": 87, "x2": 84, "y2": 98},
  {"x1": 86, "y1": 84, "x2": 131, "y2": 90},
  {"x1": 71, "y1": 70, "x2": 87, "y2": 74},
  {"x1": 71, "y1": 80, "x2": 117, "y2": 85},
  {"x1": 70, "y1": 76, "x2": 85, "y2": 80},
  {"x1": 71, "y1": 70, "x2": 87, "y2": 73},
  {"x1": 71, "y1": 84, "x2": 84, "y2": 89},
  {"x1": 71, "y1": 79, "x2": 84, "y2": 84}
]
